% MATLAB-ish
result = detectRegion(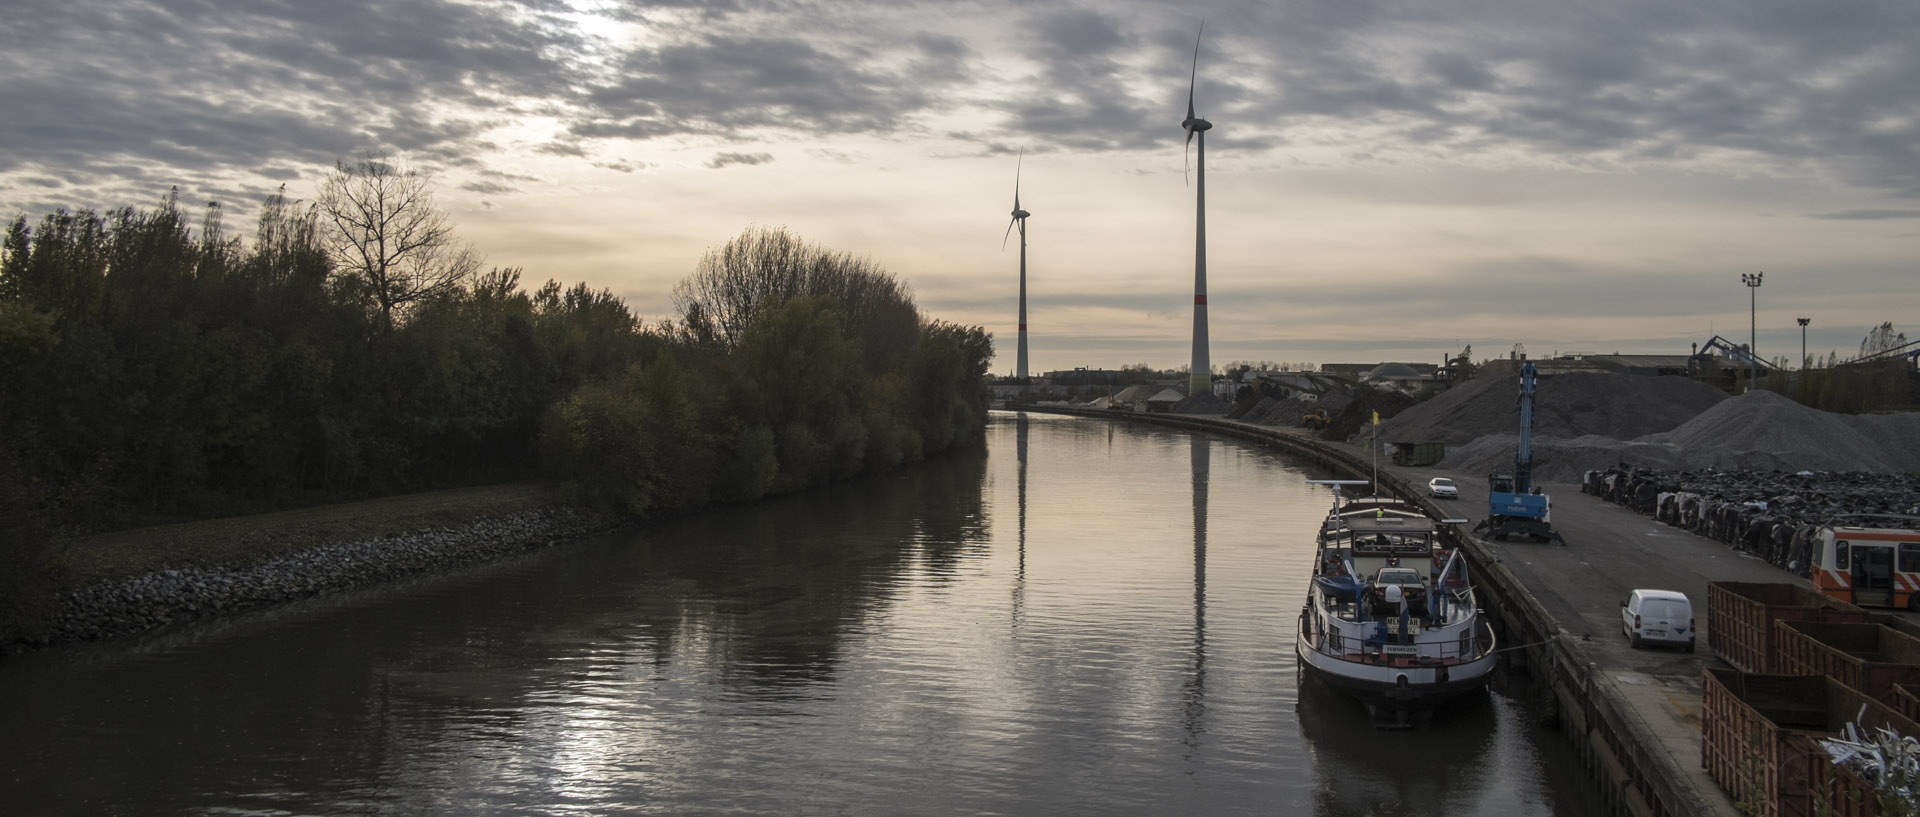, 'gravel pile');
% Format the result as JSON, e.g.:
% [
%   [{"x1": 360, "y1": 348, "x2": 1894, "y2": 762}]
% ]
[
  {"x1": 1416, "y1": 378, "x2": 1919, "y2": 481},
  {"x1": 1443, "y1": 432, "x2": 1691, "y2": 482},
  {"x1": 1850, "y1": 413, "x2": 1920, "y2": 471},
  {"x1": 1238, "y1": 392, "x2": 1353, "y2": 427},
  {"x1": 1381, "y1": 373, "x2": 1728, "y2": 445},
  {"x1": 1172, "y1": 392, "x2": 1232, "y2": 414},
  {"x1": 20, "y1": 506, "x2": 615, "y2": 650},
  {"x1": 1644, "y1": 389, "x2": 1902, "y2": 472},
  {"x1": 1228, "y1": 396, "x2": 1279, "y2": 422}
]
